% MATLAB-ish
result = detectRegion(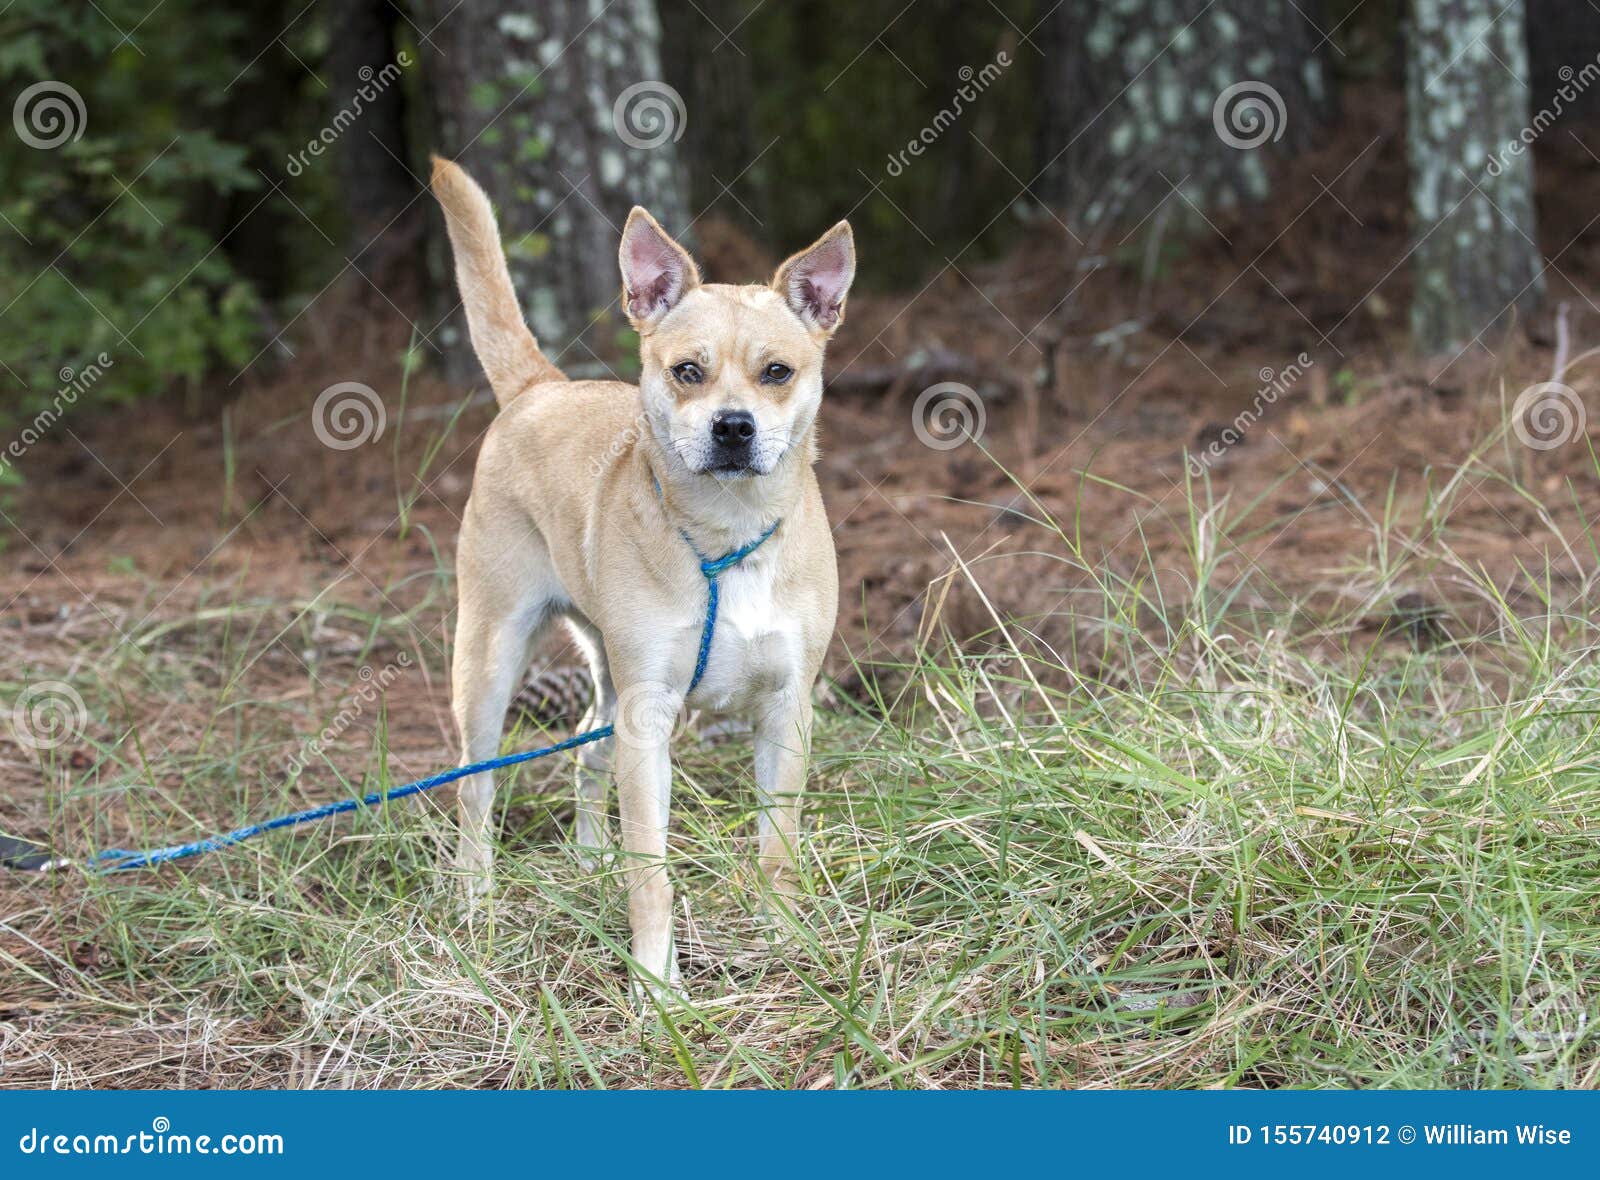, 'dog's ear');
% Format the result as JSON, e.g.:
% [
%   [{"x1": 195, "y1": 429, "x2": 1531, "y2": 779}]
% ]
[
  {"x1": 619, "y1": 207, "x2": 699, "y2": 330},
  {"x1": 773, "y1": 221, "x2": 855, "y2": 336}
]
